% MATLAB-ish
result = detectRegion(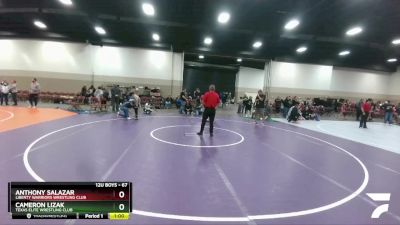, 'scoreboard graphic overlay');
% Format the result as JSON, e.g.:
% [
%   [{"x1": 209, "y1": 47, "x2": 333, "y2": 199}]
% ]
[{"x1": 8, "y1": 182, "x2": 132, "y2": 220}]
